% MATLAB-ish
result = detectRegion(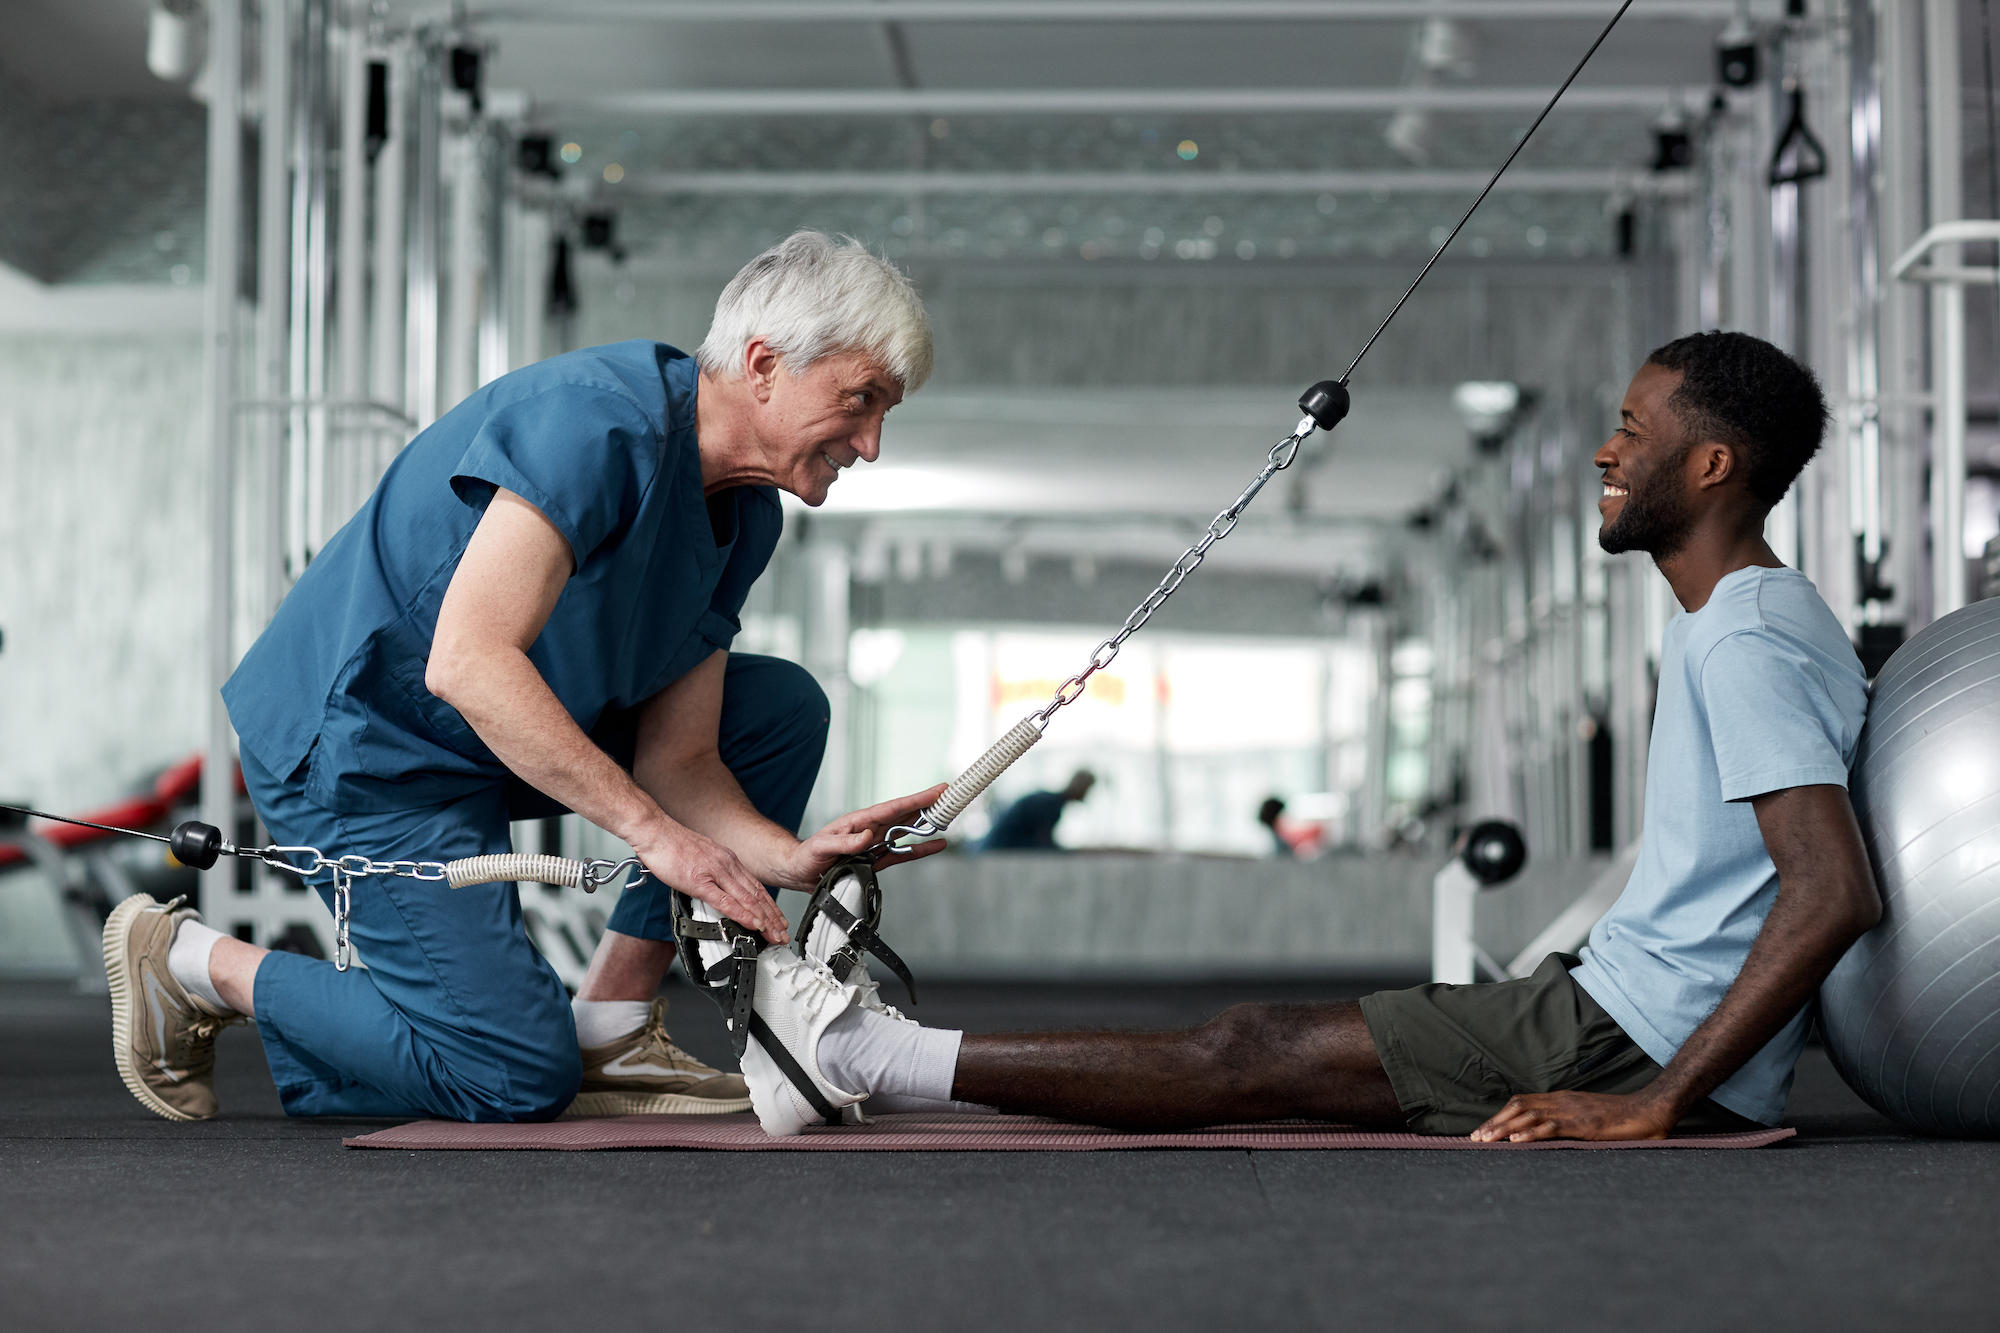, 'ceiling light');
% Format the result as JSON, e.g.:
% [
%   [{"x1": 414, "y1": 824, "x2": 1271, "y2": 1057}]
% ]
[
  {"x1": 147, "y1": 1, "x2": 202, "y2": 83},
  {"x1": 1416, "y1": 18, "x2": 1476, "y2": 77},
  {"x1": 1452, "y1": 381, "x2": 1523, "y2": 448}
]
